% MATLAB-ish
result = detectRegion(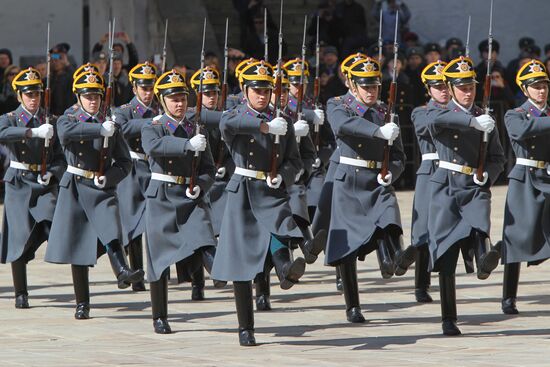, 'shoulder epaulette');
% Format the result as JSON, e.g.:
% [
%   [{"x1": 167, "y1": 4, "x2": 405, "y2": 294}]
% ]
[{"x1": 514, "y1": 107, "x2": 525, "y2": 112}]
